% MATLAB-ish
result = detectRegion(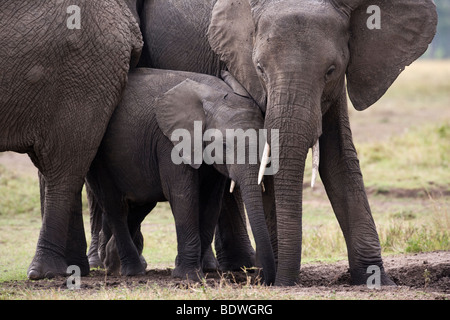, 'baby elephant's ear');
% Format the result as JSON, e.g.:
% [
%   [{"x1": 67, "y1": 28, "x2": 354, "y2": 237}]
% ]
[
  {"x1": 155, "y1": 79, "x2": 208, "y2": 169},
  {"x1": 221, "y1": 71, "x2": 251, "y2": 98},
  {"x1": 221, "y1": 70, "x2": 265, "y2": 114}
]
